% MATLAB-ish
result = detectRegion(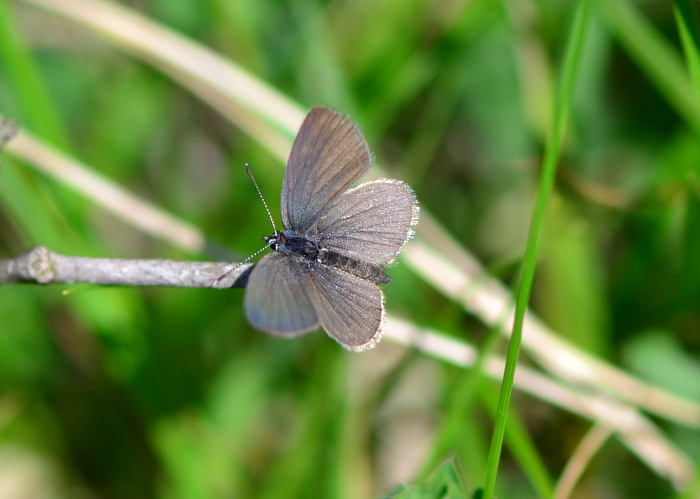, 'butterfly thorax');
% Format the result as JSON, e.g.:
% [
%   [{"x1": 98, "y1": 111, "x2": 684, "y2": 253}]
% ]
[
  {"x1": 265, "y1": 230, "x2": 391, "y2": 285},
  {"x1": 265, "y1": 230, "x2": 320, "y2": 260}
]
